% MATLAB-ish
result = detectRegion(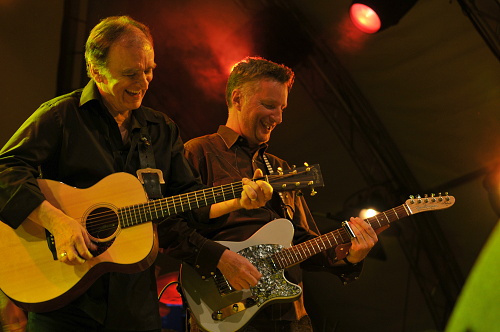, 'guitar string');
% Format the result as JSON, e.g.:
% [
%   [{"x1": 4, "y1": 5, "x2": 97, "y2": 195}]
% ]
[
  {"x1": 83, "y1": 170, "x2": 311, "y2": 231},
  {"x1": 83, "y1": 182, "x2": 245, "y2": 231},
  {"x1": 83, "y1": 170, "x2": 308, "y2": 225},
  {"x1": 273, "y1": 205, "x2": 410, "y2": 268}
]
